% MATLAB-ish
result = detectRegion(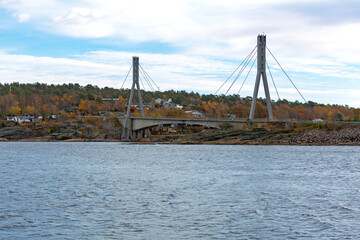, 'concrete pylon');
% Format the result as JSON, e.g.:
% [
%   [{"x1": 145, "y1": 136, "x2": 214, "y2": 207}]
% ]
[
  {"x1": 249, "y1": 35, "x2": 274, "y2": 120},
  {"x1": 123, "y1": 56, "x2": 145, "y2": 139}
]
